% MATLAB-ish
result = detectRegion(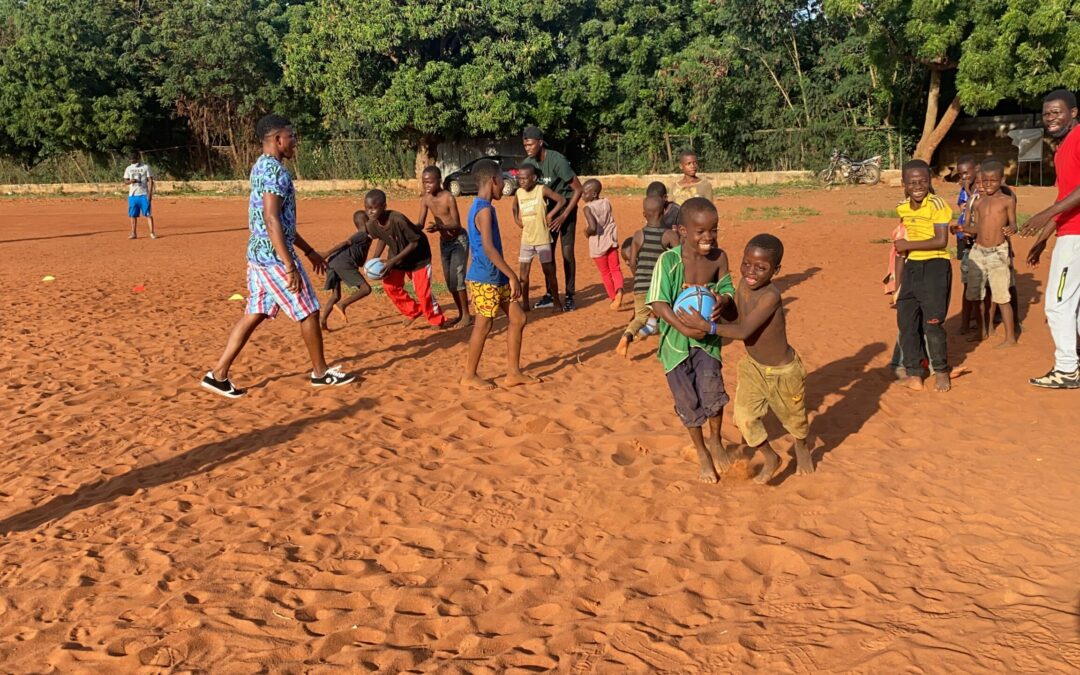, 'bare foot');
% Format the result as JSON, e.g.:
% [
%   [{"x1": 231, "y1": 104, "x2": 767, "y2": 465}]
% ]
[
  {"x1": 444, "y1": 314, "x2": 461, "y2": 328},
  {"x1": 459, "y1": 314, "x2": 473, "y2": 328},
  {"x1": 710, "y1": 435, "x2": 734, "y2": 472},
  {"x1": 753, "y1": 449, "x2": 780, "y2": 484},
  {"x1": 898, "y1": 375, "x2": 924, "y2": 391},
  {"x1": 331, "y1": 304, "x2": 348, "y2": 326},
  {"x1": 995, "y1": 338, "x2": 1018, "y2": 349},
  {"x1": 698, "y1": 467, "x2": 719, "y2": 484},
  {"x1": 893, "y1": 366, "x2": 906, "y2": 381},
  {"x1": 460, "y1": 375, "x2": 496, "y2": 390},
  {"x1": 615, "y1": 334, "x2": 631, "y2": 358},
  {"x1": 503, "y1": 372, "x2": 542, "y2": 387},
  {"x1": 610, "y1": 291, "x2": 623, "y2": 310},
  {"x1": 794, "y1": 440, "x2": 815, "y2": 476},
  {"x1": 933, "y1": 372, "x2": 951, "y2": 393}
]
